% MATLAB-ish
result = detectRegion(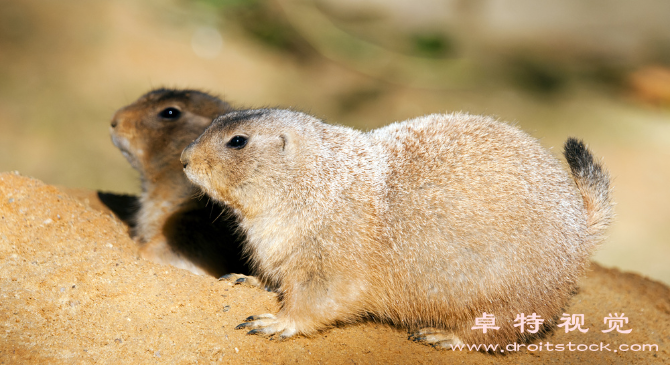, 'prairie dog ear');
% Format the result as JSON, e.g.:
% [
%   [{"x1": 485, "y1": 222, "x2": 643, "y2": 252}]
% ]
[
  {"x1": 279, "y1": 132, "x2": 293, "y2": 154},
  {"x1": 279, "y1": 127, "x2": 307, "y2": 155},
  {"x1": 186, "y1": 113, "x2": 213, "y2": 129}
]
